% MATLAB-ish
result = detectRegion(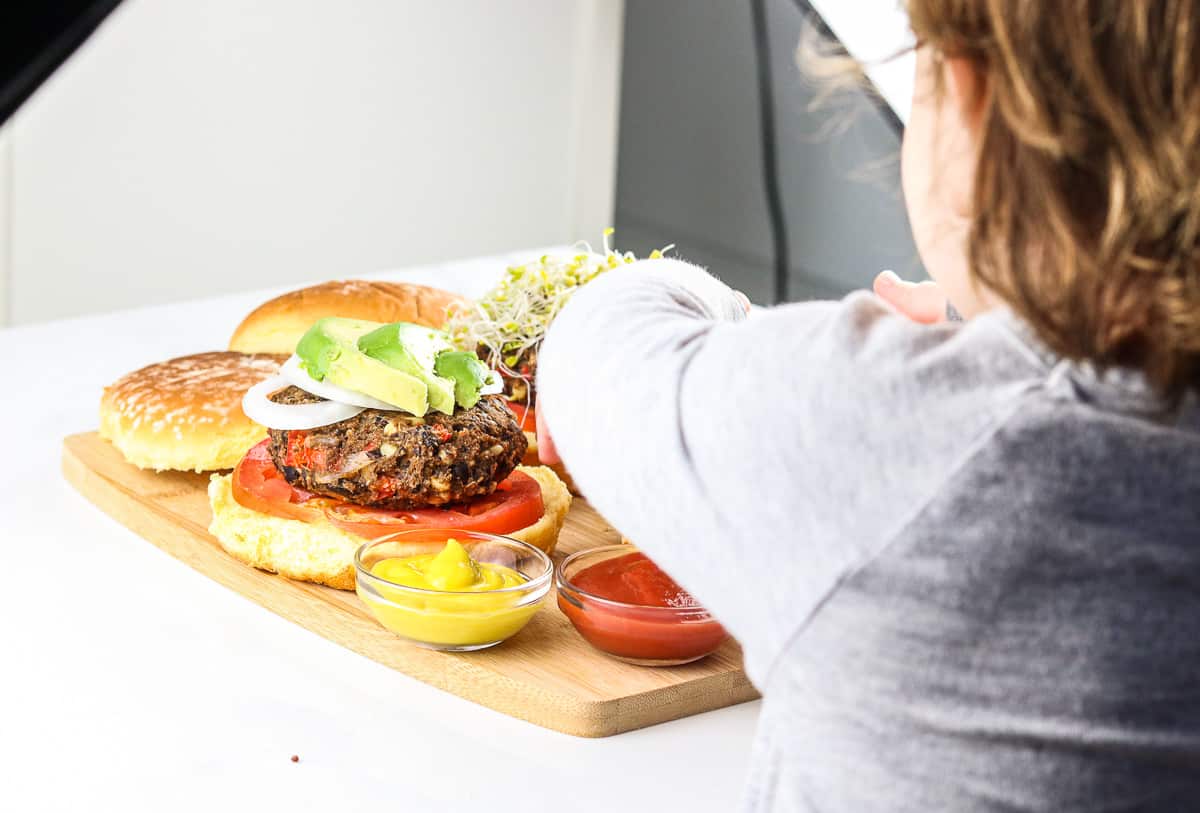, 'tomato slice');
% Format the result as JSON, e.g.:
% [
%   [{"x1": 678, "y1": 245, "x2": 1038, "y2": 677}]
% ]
[
  {"x1": 231, "y1": 440, "x2": 331, "y2": 523},
  {"x1": 324, "y1": 472, "x2": 545, "y2": 539},
  {"x1": 283, "y1": 430, "x2": 329, "y2": 470},
  {"x1": 503, "y1": 399, "x2": 537, "y2": 434},
  {"x1": 231, "y1": 440, "x2": 546, "y2": 539}
]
